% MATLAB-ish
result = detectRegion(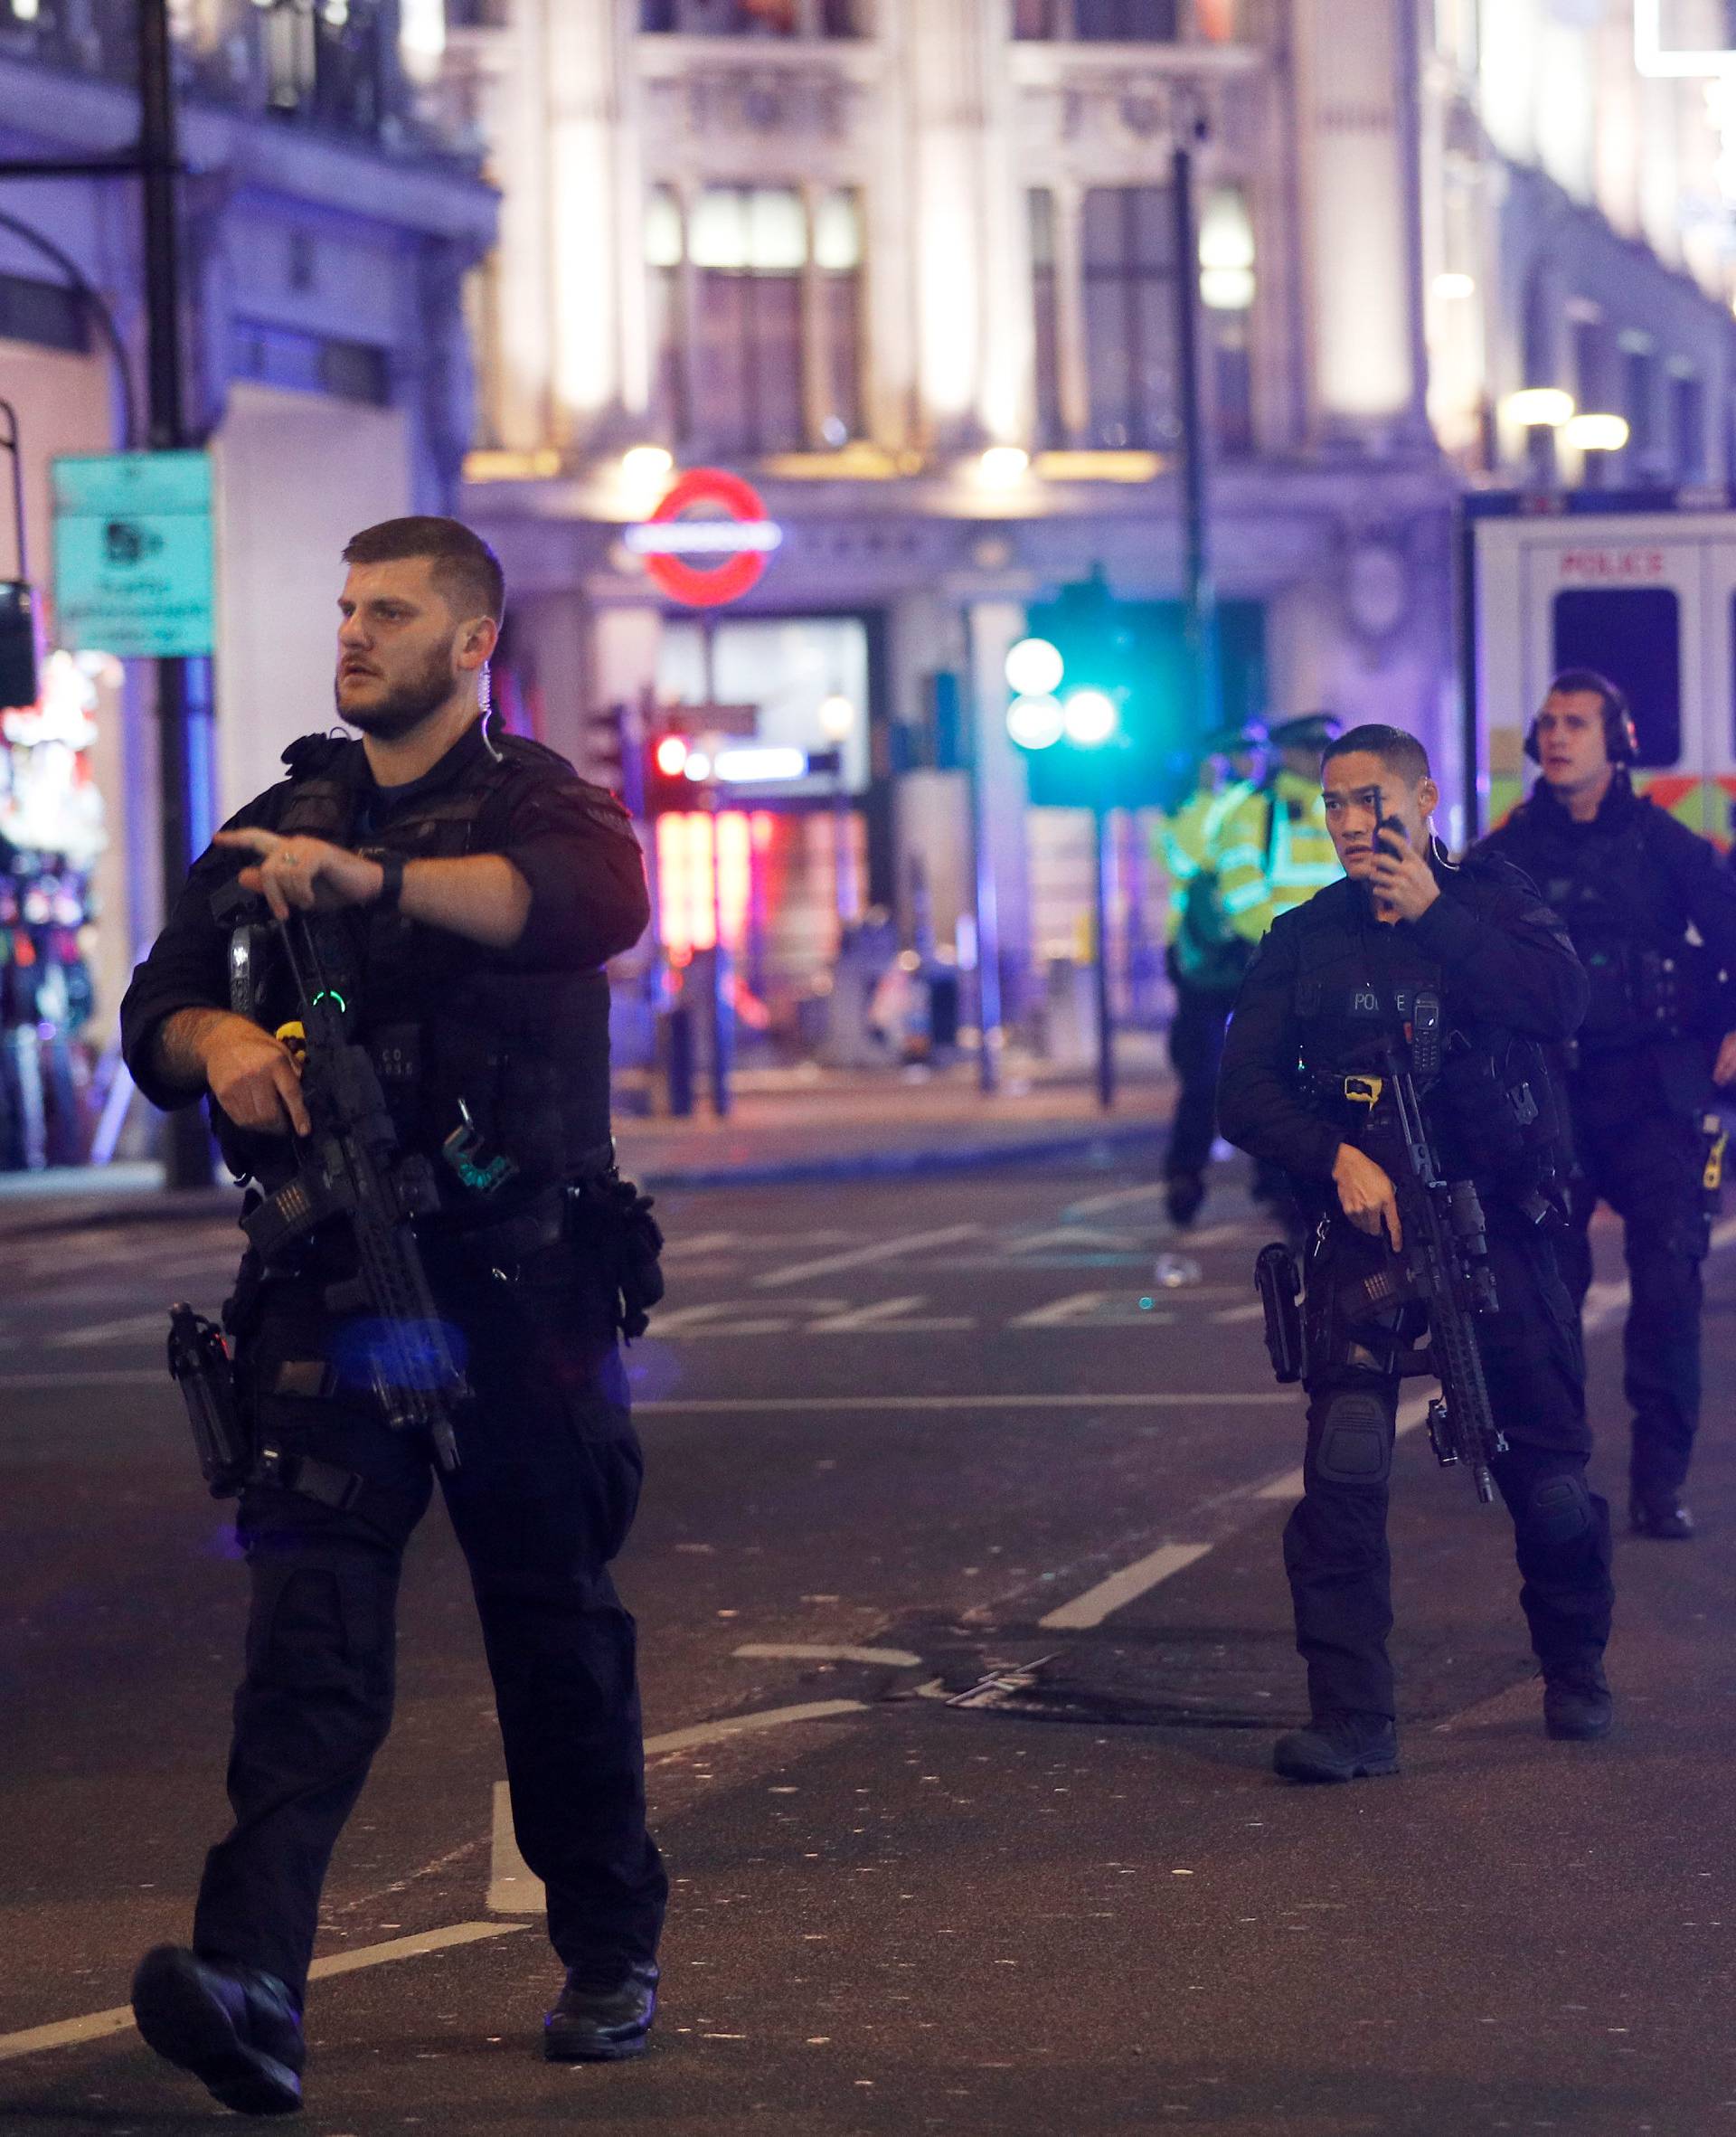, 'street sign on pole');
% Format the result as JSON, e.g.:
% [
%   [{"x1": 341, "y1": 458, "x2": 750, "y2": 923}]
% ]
[{"x1": 50, "y1": 449, "x2": 213, "y2": 657}]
